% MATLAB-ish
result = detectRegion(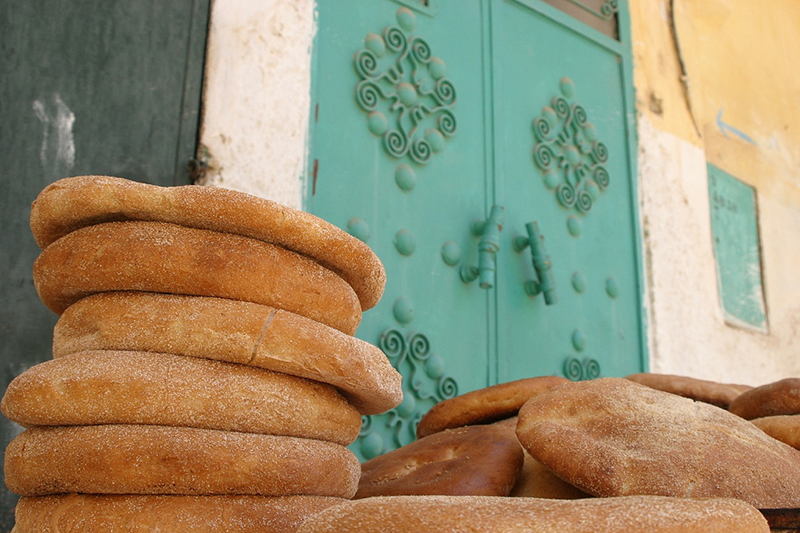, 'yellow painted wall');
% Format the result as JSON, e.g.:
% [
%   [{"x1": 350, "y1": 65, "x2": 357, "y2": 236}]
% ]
[
  {"x1": 631, "y1": 0, "x2": 800, "y2": 383},
  {"x1": 631, "y1": 0, "x2": 800, "y2": 206}
]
